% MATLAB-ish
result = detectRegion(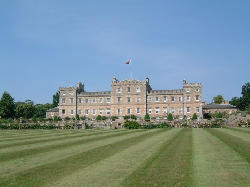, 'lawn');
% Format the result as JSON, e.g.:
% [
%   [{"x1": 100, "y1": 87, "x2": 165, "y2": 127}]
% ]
[{"x1": 0, "y1": 128, "x2": 249, "y2": 186}]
